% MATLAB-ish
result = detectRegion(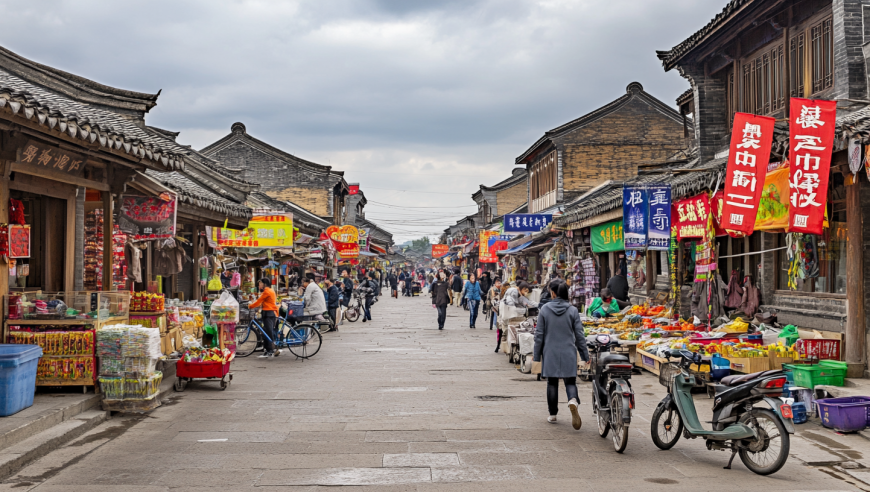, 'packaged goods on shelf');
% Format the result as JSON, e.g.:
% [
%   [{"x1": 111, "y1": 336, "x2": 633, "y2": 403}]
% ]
[
  {"x1": 37, "y1": 356, "x2": 95, "y2": 382},
  {"x1": 99, "y1": 372, "x2": 163, "y2": 401},
  {"x1": 120, "y1": 325, "x2": 161, "y2": 358}
]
